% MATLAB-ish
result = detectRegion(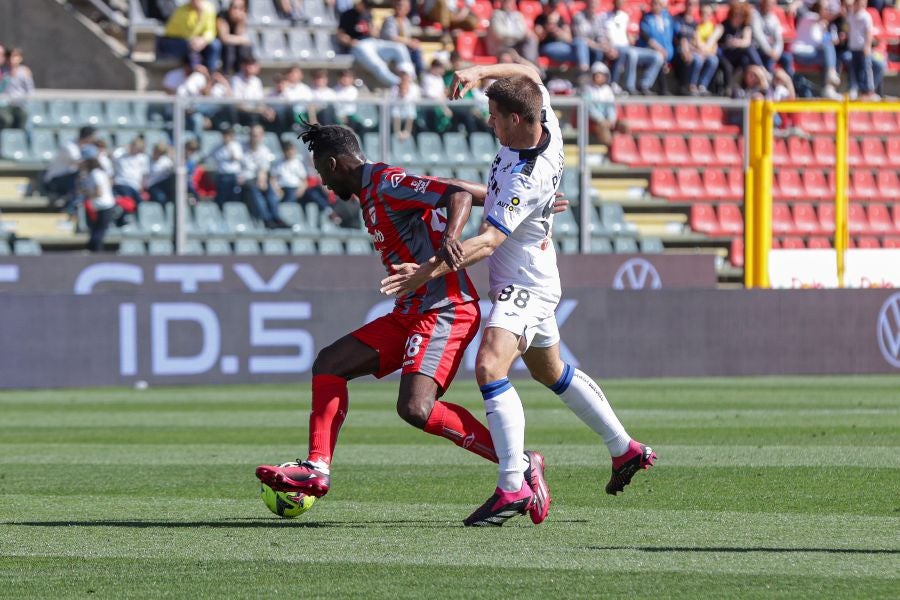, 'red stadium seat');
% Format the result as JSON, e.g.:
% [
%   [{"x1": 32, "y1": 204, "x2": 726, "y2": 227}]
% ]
[
  {"x1": 776, "y1": 169, "x2": 804, "y2": 200},
  {"x1": 793, "y1": 203, "x2": 822, "y2": 235},
  {"x1": 771, "y1": 237, "x2": 782, "y2": 249},
  {"x1": 677, "y1": 168, "x2": 706, "y2": 199},
  {"x1": 518, "y1": 0, "x2": 543, "y2": 25},
  {"x1": 803, "y1": 170, "x2": 832, "y2": 200},
  {"x1": 787, "y1": 137, "x2": 814, "y2": 167},
  {"x1": 674, "y1": 105, "x2": 701, "y2": 131},
  {"x1": 688, "y1": 136, "x2": 716, "y2": 165},
  {"x1": 851, "y1": 170, "x2": 878, "y2": 201},
  {"x1": 885, "y1": 238, "x2": 900, "y2": 249},
  {"x1": 796, "y1": 112, "x2": 824, "y2": 134},
  {"x1": 867, "y1": 8, "x2": 885, "y2": 38},
  {"x1": 894, "y1": 204, "x2": 900, "y2": 231},
  {"x1": 650, "y1": 105, "x2": 676, "y2": 130},
  {"x1": 867, "y1": 204, "x2": 894, "y2": 234},
  {"x1": 690, "y1": 204, "x2": 720, "y2": 235},
  {"x1": 730, "y1": 236, "x2": 744, "y2": 267},
  {"x1": 877, "y1": 170, "x2": 900, "y2": 200},
  {"x1": 773, "y1": 138, "x2": 789, "y2": 166},
  {"x1": 717, "y1": 203, "x2": 744, "y2": 234},
  {"x1": 856, "y1": 236, "x2": 880, "y2": 248},
  {"x1": 849, "y1": 111, "x2": 874, "y2": 134},
  {"x1": 470, "y1": 0, "x2": 493, "y2": 29},
  {"x1": 664, "y1": 135, "x2": 691, "y2": 166},
  {"x1": 872, "y1": 111, "x2": 897, "y2": 134},
  {"x1": 622, "y1": 104, "x2": 653, "y2": 131},
  {"x1": 807, "y1": 236, "x2": 832, "y2": 249},
  {"x1": 860, "y1": 138, "x2": 887, "y2": 167},
  {"x1": 781, "y1": 236, "x2": 806, "y2": 249},
  {"x1": 713, "y1": 136, "x2": 741, "y2": 166},
  {"x1": 886, "y1": 138, "x2": 900, "y2": 167},
  {"x1": 821, "y1": 112, "x2": 836, "y2": 133},
  {"x1": 812, "y1": 137, "x2": 836, "y2": 167},
  {"x1": 637, "y1": 135, "x2": 665, "y2": 165},
  {"x1": 698, "y1": 105, "x2": 725, "y2": 131},
  {"x1": 728, "y1": 169, "x2": 744, "y2": 199},
  {"x1": 703, "y1": 169, "x2": 739, "y2": 200},
  {"x1": 848, "y1": 203, "x2": 869, "y2": 234},
  {"x1": 883, "y1": 8, "x2": 900, "y2": 38},
  {"x1": 610, "y1": 134, "x2": 639, "y2": 165},
  {"x1": 847, "y1": 138, "x2": 863, "y2": 167},
  {"x1": 772, "y1": 203, "x2": 795, "y2": 235},
  {"x1": 818, "y1": 204, "x2": 837, "y2": 234},
  {"x1": 650, "y1": 169, "x2": 678, "y2": 199},
  {"x1": 454, "y1": 32, "x2": 496, "y2": 64}
]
